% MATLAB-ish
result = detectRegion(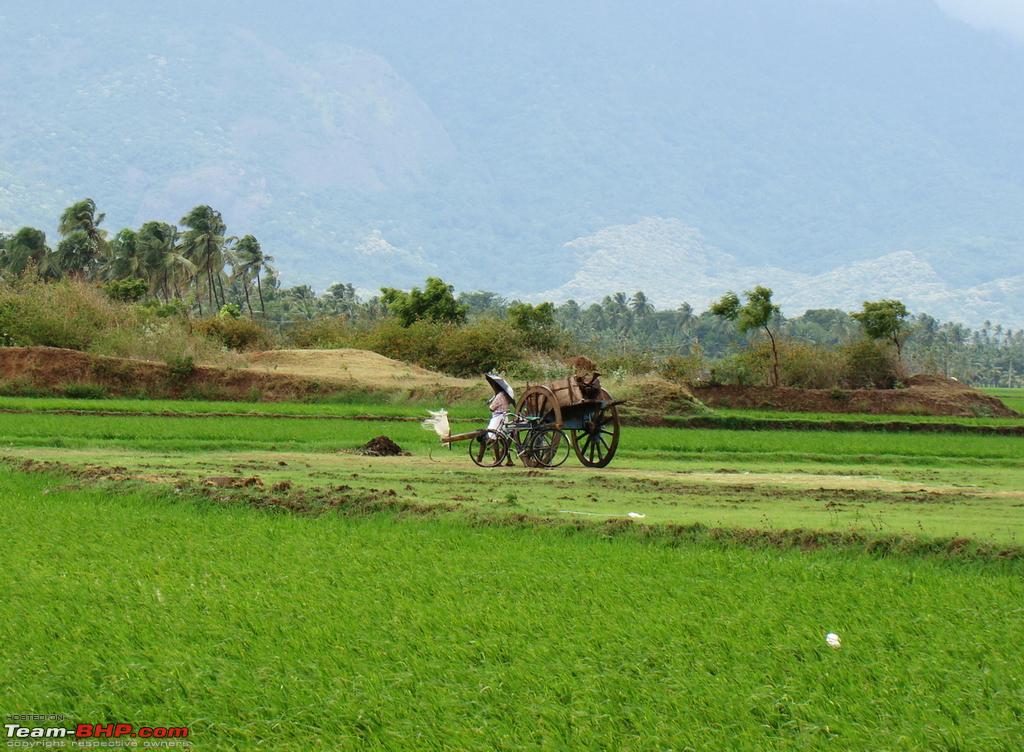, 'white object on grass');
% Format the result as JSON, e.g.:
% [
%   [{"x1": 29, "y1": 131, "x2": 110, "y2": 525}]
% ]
[
  {"x1": 421, "y1": 409, "x2": 450, "y2": 440},
  {"x1": 825, "y1": 632, "x2": 842, "y2": 649},
  {"x1": 558, "y1": 510, "x2": 646, "y2": 519}
]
